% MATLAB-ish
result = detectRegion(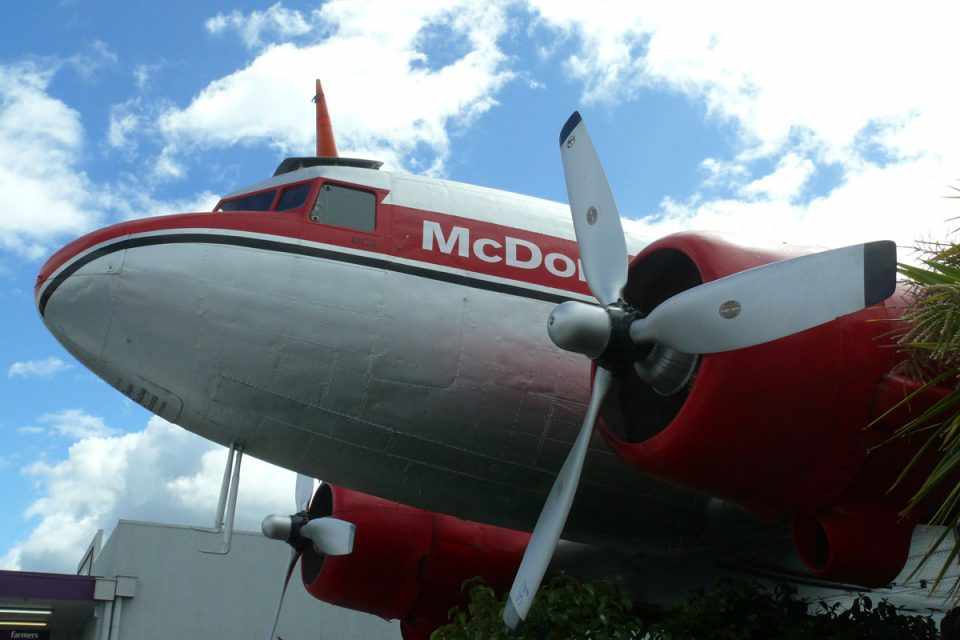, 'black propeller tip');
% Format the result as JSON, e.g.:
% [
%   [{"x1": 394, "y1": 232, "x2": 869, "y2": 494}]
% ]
[
  {"x1": 559, "y1": 111, "x2": 582, "y2": 147},
  {"x1": 863, "y1": 240, "x2": 898, "y2": 307}
]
